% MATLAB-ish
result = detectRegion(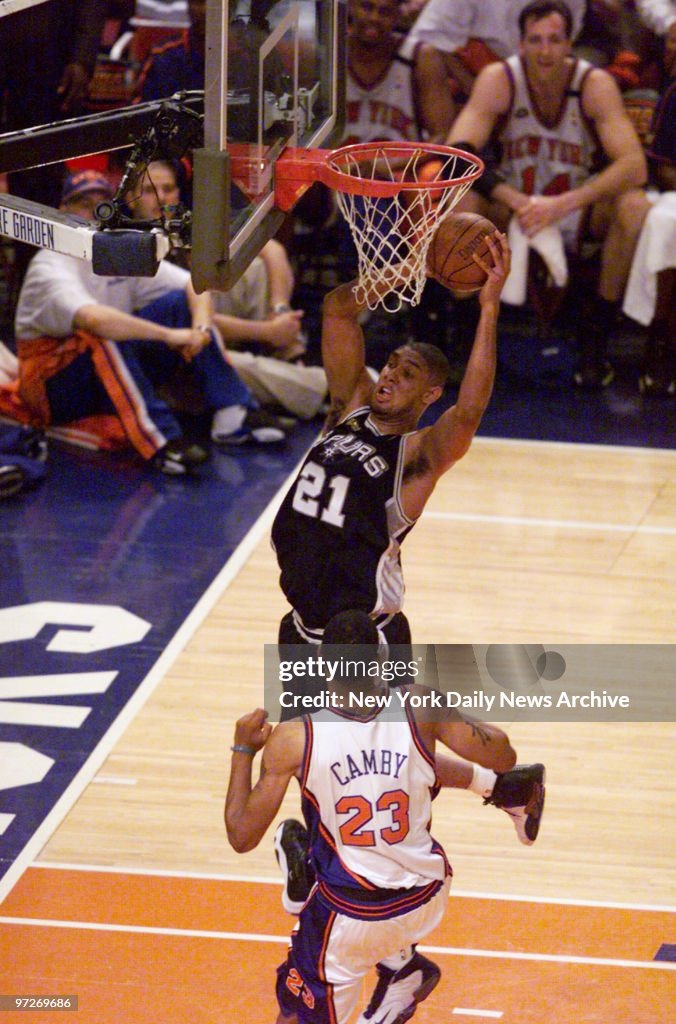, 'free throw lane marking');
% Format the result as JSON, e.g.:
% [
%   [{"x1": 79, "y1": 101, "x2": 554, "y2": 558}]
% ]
[{"x1": 2, "y1": 916, "x2": 675, "y2": 972}]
